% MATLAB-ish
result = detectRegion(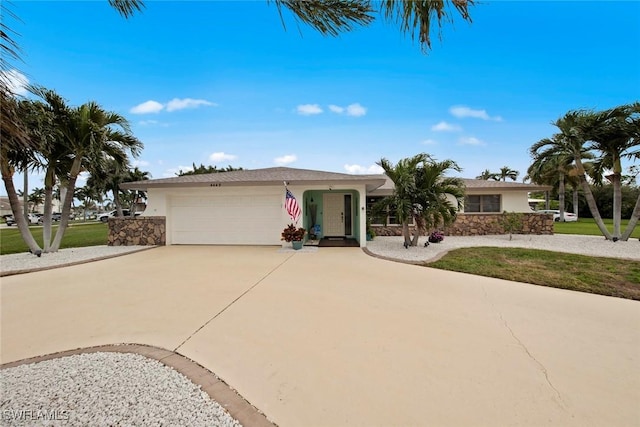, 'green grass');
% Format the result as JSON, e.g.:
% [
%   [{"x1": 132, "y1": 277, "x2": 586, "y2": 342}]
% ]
[
  {"x1": 554, "y1": 218, "x2": 640, "y2": 239},
  {"x1": 0, "y1": 222, "x2": 108, "y2": 255},
  {"x1": 428, "y1": 247, "x2": 640, "y2": 300}
]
